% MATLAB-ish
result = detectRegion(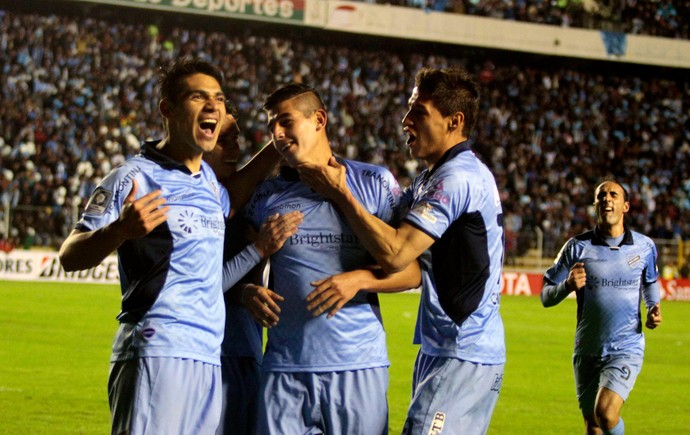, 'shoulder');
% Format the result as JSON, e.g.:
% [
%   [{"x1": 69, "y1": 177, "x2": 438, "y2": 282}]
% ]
[
  {"x1": 246, "y1": 175, "x2": 284, "y2": 212},
  {"x1": 344, "y1": 159, "x2": 398, "y2": 184},
  {"x1": 630, "y1": 230, "x2": 658, "y2": 251},
  {"x1": 573, "y1": 229, "x2": 596, "y2": 242}
]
